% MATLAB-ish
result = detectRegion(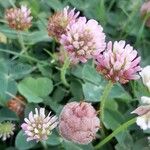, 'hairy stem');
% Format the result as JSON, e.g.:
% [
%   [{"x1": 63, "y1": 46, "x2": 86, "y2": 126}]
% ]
[
  {"x1": 60, "y1": 57, "x2": 70, "y2": 87},
  {"x1": 100, "y1": 81, "x2": 113, "y2": 121}
]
